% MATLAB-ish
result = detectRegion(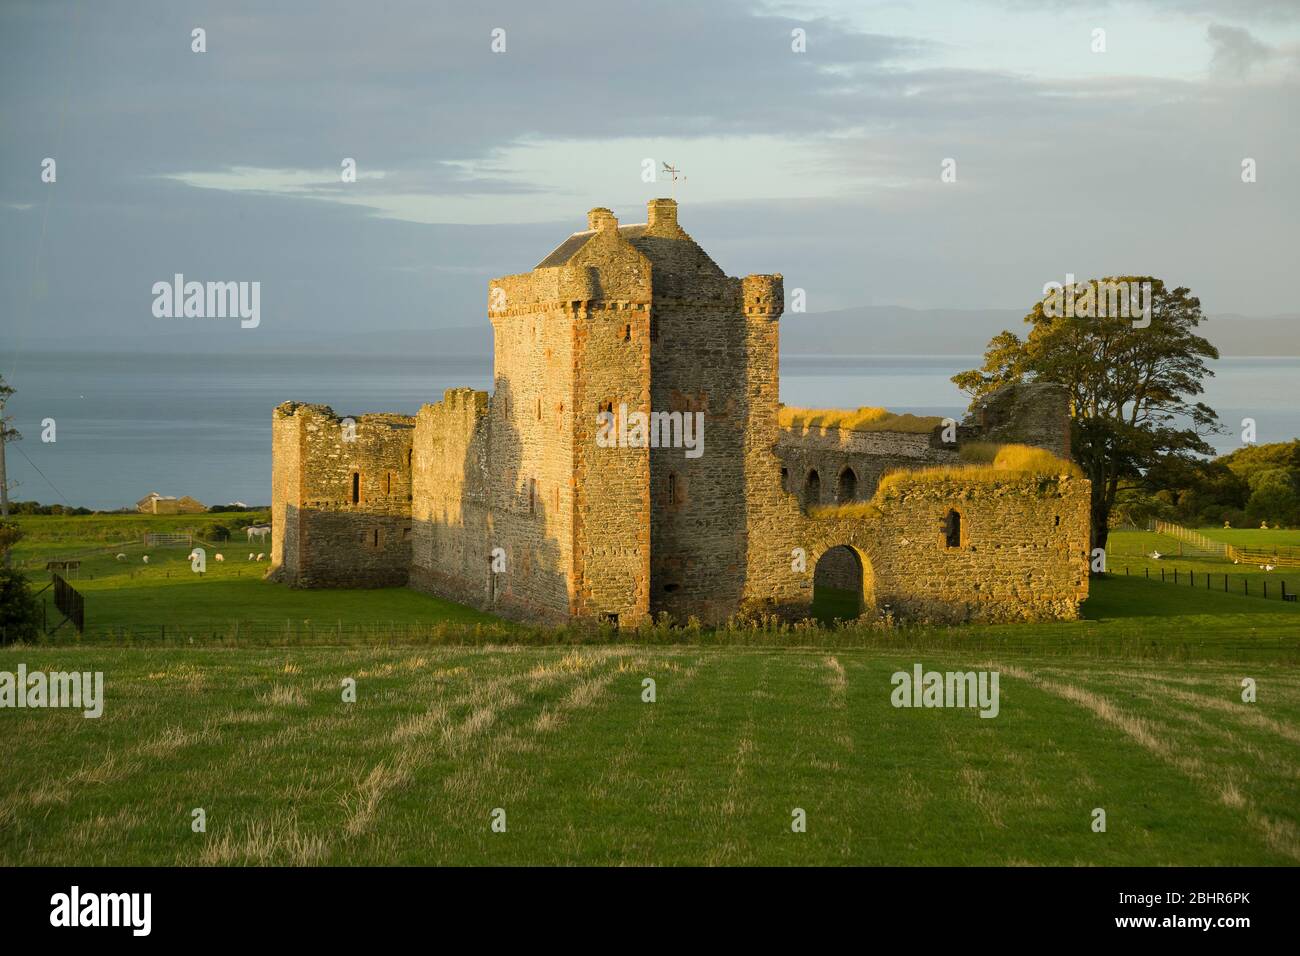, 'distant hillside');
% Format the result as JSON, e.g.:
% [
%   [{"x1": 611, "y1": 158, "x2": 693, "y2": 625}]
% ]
[
  {"x1": 780, "y1": 306, "x2": 1300, "y2": 357},
  {"x1": 8, "y1": 308, "x2": 1295, "y2": 358}
]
